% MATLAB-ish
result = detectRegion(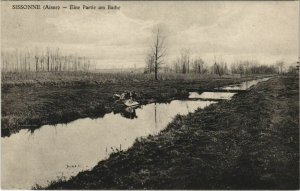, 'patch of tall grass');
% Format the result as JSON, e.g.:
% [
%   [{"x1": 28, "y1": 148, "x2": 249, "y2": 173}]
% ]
[{"x1": 1, "y1": 71, "x2": 246, "y2": 85}]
